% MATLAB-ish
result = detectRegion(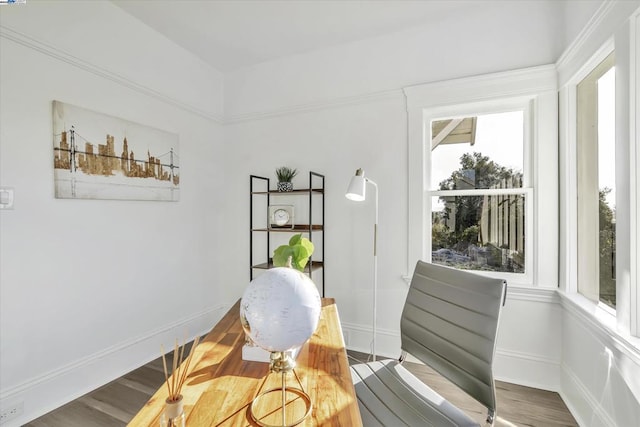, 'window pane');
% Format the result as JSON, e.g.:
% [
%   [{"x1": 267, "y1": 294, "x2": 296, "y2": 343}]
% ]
[
  {"x1": 598, "y1": 67, "x2": 616, "y2": 308},
  {"x1": 431, "y1": 194, "x2": 526, "y2": 273},
  {"x1": 431, "y1": 112, "x2": 524, "y2": 190},
  {"x1": 576, "y1": 52, "x2": 615, "y2": 308}
]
